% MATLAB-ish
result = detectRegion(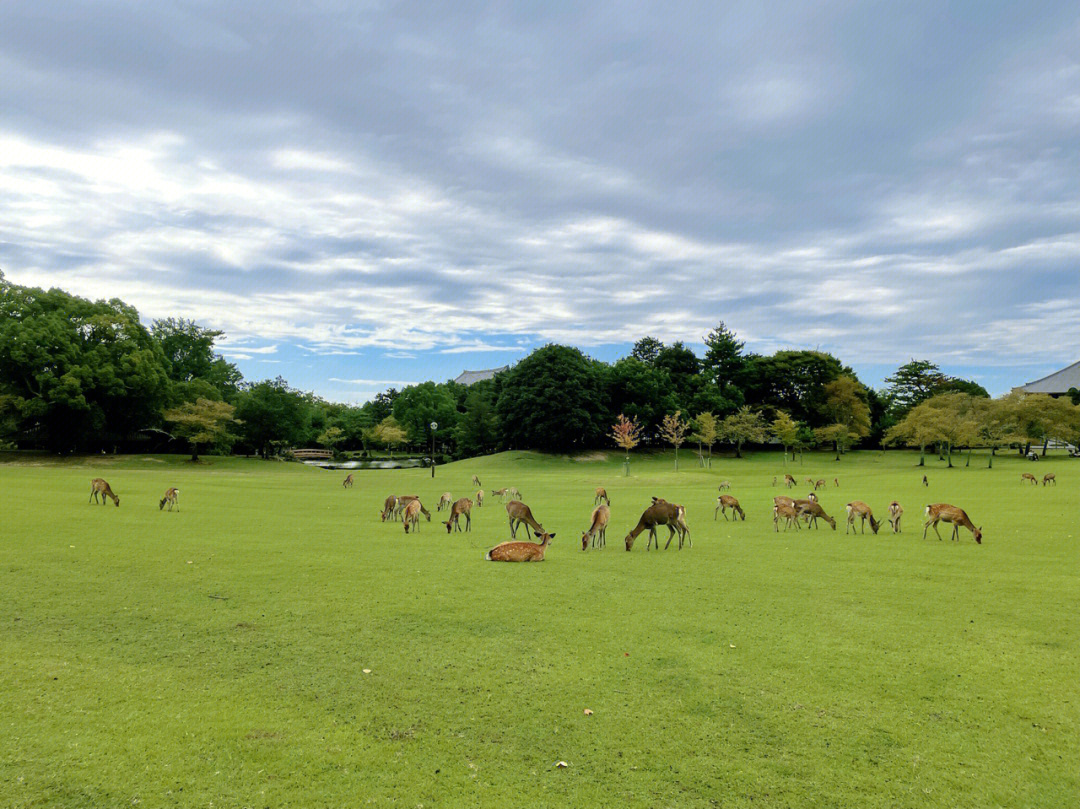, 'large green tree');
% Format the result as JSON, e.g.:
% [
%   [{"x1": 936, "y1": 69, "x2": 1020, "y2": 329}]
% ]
[
  {"x1": 234, "y1": 377, "x2": 312, "y2": 458},
  {"x1": 702, "y1": 322, "x2": 747, "y2": 398},
  {"x1": 741, "y1": 350, "x2": 847, "y2": 426},
  {"x1": 163, "y1": 398, "x2": 237, "y2": 461},
  {"x1": 605, "y1": 357, "x2": 678, "y2": 438},
  {"x1": 151, "y1": 317, "x2": 241, "y2": 402},
  {"x1": 454, "y1": 382, "x2": 499, "y2": 457},
  {"x1": 0, "y1": 276, "x2": 170, "y2": 451},
  {"x1": 496, "y1": 344, "x2": 607, "y2": 451},
  {"x1": 392, "y1": 382, "x2": 459, "y2": 446}
]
